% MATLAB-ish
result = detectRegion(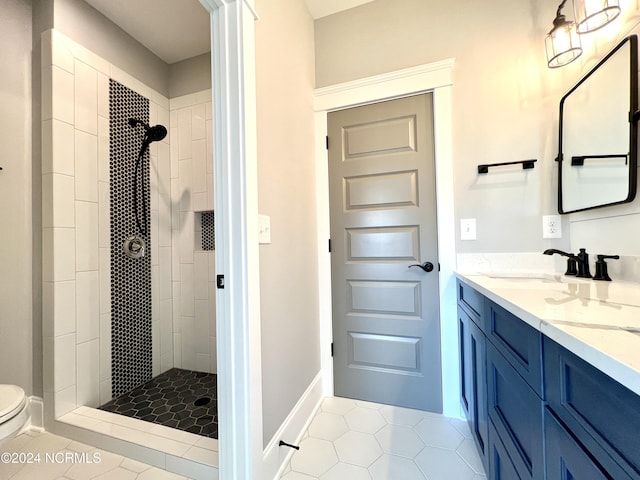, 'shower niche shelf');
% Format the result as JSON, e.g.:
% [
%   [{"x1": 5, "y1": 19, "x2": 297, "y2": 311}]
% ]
[{"x1": 195, "y1": 210, "x2": 215, "y2": 252}]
